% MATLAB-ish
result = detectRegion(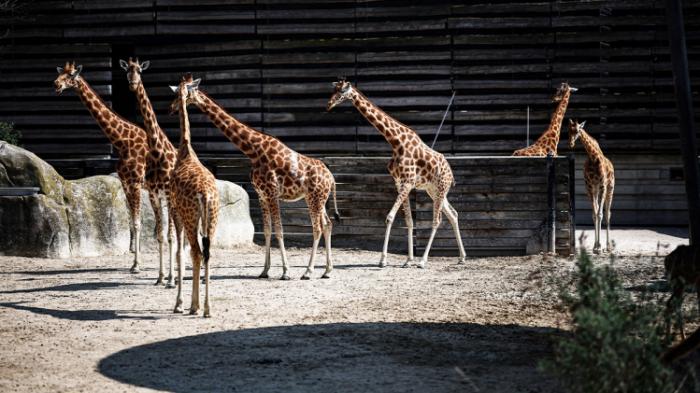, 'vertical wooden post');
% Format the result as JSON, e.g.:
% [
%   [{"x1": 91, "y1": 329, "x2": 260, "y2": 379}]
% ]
[
  {"x1": 666, "y1": 0, "x2": 700, "y2": 245},
  {"x1": 568, "y1": 155, "x2": 576, "y2": 256},
  {"x1": 547, "y1": 154, "x2": 556, "y2": 254}
]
